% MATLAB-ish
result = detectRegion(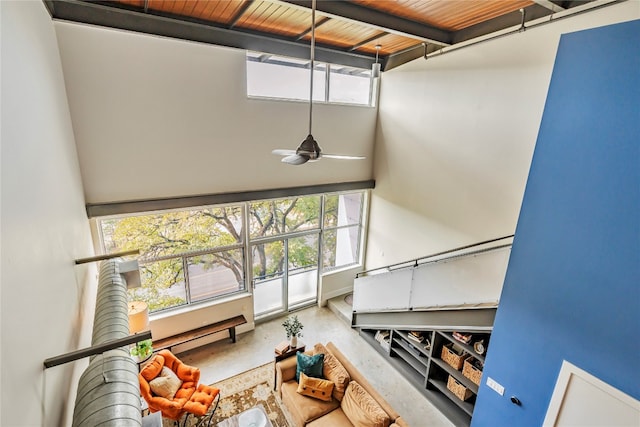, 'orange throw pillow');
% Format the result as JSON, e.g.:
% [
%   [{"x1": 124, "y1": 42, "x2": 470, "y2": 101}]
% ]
[{"x1": 296, "y1": 372, "x2": 335, "y2": 402}]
